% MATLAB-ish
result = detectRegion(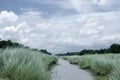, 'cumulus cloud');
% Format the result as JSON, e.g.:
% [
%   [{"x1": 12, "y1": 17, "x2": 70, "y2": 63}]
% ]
[
  {"x1": 0, "y1": 11, "x2": 19, "y2": 24},
  {"x1": 53, "y1": 0, "x2": 120, "y2": 13},
  {"x1": 3, "y1": 26, "x2": 18, "y2": 32},
  {"x1": 0, "y1": 10, "x2": 120, "y2": 54}
]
